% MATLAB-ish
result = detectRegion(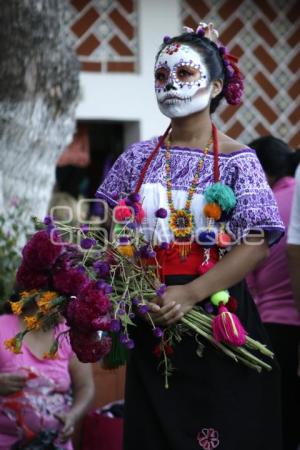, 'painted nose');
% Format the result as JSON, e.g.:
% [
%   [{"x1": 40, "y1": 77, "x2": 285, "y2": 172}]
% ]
[{"x1": 165, "y1": 83, "x2": 177, "y2": 91}]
